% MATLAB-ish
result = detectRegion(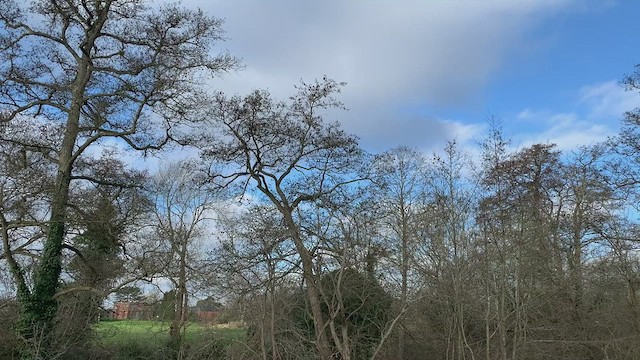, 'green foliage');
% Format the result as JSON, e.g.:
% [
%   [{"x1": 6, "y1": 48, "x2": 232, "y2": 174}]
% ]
[
  {"x1": 286, "y1": 269, "x2": 392, "y2": 359},
  {"x1": 115, "y1": 286, "x2": 145, "y2": 303},
  {"x1": 69, "y1": 204, "x2": 125, "y2": 282},
  {"x1": 155, "y1": 290, "x2": 176, "y2": 320},
  {"x1": 18, "y1": 220, "x2": 65, "y2": 357},
  {"x1": 322, "y1": 269, "x2": 393, "y2": 359},
  {"x1": 196, "y1": 296, "x2": 223, "y2": 312}
]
